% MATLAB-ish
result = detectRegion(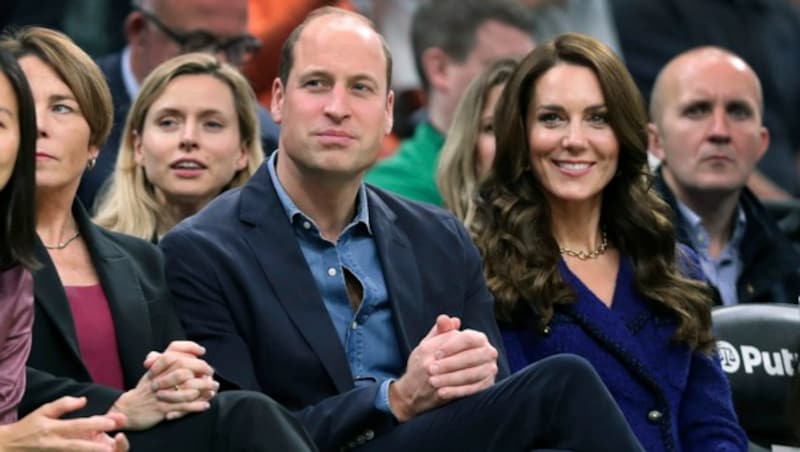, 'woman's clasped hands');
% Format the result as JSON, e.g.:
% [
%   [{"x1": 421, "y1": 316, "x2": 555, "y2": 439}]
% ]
[{"x1": 109, "y1": 341, "x2": 219, "y2": 430}]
